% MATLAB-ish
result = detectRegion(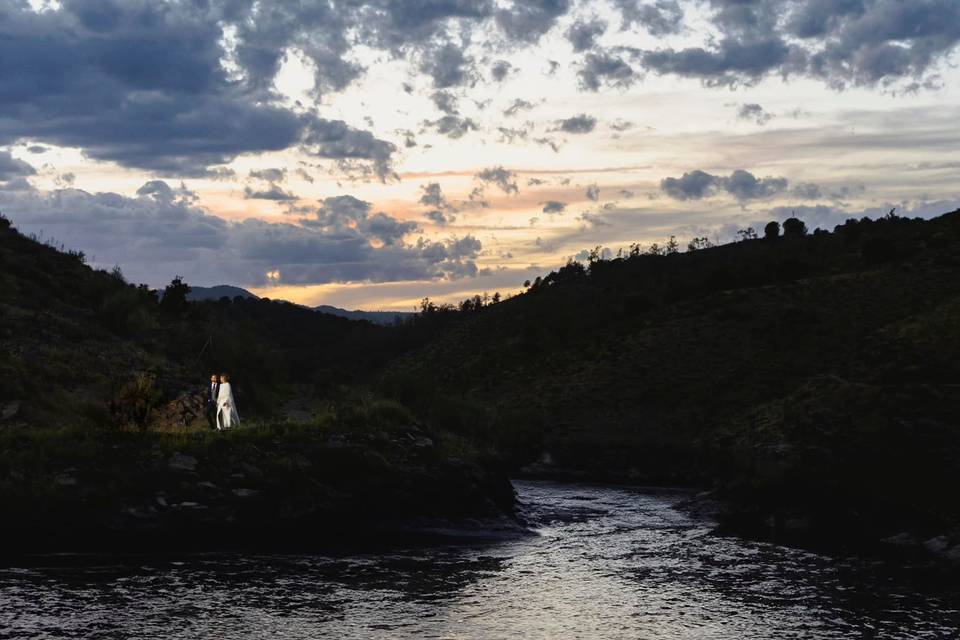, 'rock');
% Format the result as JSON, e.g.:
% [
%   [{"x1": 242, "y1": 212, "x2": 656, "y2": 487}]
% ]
[
  {"x1": 232, "y1": 488, "x2": 260, "y2": 498},
  {"x1": 168, "y1": 453, "x2": 198, "y2": 472},
  {"x1": 923, "y1": 535, "x2": 950, "y2": 554},
  {"x1": 0, "y1": 401, "x2": 20, "y2": 420},
  {"x1": 239, "y1": 462, "x2": 263, "y2": 478},
  {"x1": 197, "y1": 481, "x2": 221, "y2": 491}
]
